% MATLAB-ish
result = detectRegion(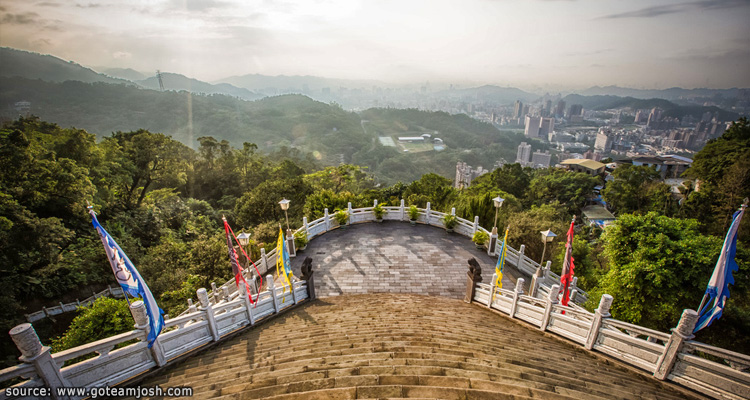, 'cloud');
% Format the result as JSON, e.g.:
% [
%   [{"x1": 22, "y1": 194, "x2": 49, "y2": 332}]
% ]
[
  {"x1": 1, "y1": 12, "x2": 40, "y2": 24},
  {"x1": 76, "y1": 3, "x2": 103, "y2": 8},
  {"x1": 36, "y1": 2, "x2": 62, "y2": 7},
  {"x1": 113, "y1": 51, "x2": 132, "y2": 60},
  {"x1": 166, "y1": 0, "x2": 230, "y2": 12},
  {"x1": 564, "y1": 48, "x2": 613, "y2": 57},
  {"x1": 599, "y1": 0, "x2": 749, "y2": 19}
]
